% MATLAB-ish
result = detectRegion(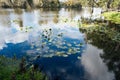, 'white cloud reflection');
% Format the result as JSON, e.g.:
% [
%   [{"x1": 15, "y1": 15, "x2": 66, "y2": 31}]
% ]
[
  {"x1": 0, "y1": 26, "x2": 29, "y2": 49},
  {"x1": 81, "y1": 44, "x2": 115, "y2": 80},
  {"x1": 0, "y1": 9, "x2": 83, "y2": 51}
]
